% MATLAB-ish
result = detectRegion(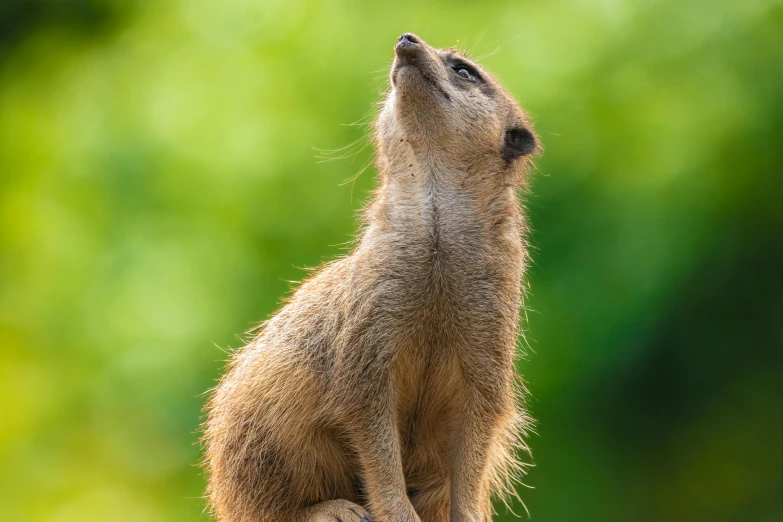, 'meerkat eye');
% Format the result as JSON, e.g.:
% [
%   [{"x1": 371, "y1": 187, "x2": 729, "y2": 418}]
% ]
[{"x1": 452, "y1": 63, "x2": 479, "y2": 82}]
